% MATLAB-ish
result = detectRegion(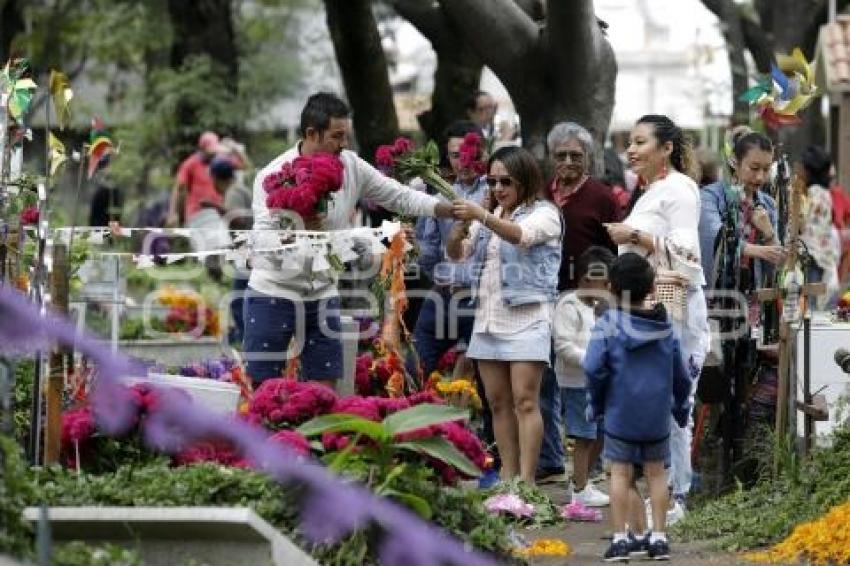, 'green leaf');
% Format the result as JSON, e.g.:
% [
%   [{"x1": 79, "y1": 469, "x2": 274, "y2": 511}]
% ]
[
  {"x1": 396, "y1": 436, "x2": 481, "y2": 478},
  {"x1": 381, "y1": 488, "x2": 433, "y2": 519},
  {"x1": 297, "y1": 414, "x2": 388, "y2": 442},
  {"x1": 382, "y1": 403, "x2": 469, "y2": 437}
]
